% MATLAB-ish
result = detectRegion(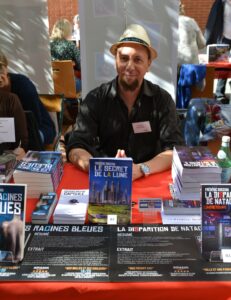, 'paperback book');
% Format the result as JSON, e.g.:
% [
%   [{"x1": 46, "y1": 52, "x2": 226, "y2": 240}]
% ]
[
  {"x1": 162, "y1": 199, "x2": 201, "y2": 215},
  {"x1": 173, "y1": 146, "x2": 221, "y2": 176},
  {"x1": 172, "y1": 146, "x2": 221, "y2": 200},
  {"x1": 161, "y1": 211, "x2": 201, "y2": 225},
  {"x1": 201, "y1": 184, "x2": 231, "y2": 262},
  {"x1": 207, "y1": 44, "x2": 230, "y2": 63},
  {"x1": 13, "y1": 151, "x2": 63, "y2": 197},
  {"x1": 88, "y1": 157, "x2": 133, "y2": 225},
  {"x1": 31, "y1": 192, "x2": 57, "y2": 224},
  {"x1": 0, "y1": 183, "x2": 27, "y2": 263},
  {"x1": 53, "y1": 189, "x2": 89, "y2": 224}
]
